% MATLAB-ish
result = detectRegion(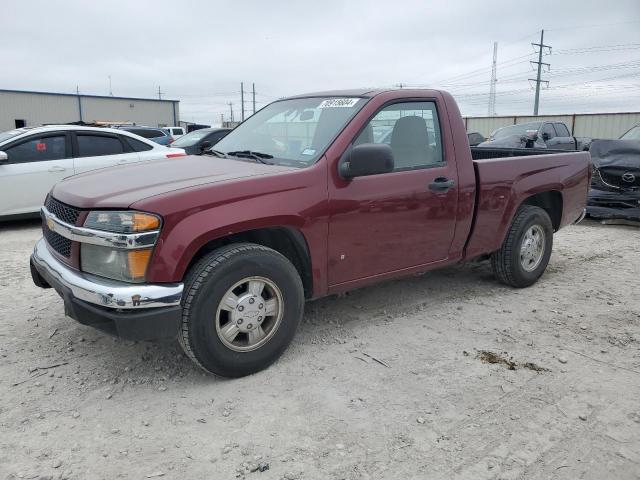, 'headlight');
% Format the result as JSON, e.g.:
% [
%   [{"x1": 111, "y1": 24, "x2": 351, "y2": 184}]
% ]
[
  {"x1": 81, "y1": 245, "x2": 152, "y2": 283},
  {"x1": 84, "y1": 211, "x2": 160, "y2": 233},
  {"x1": 81, "y1": 210, "x2": 160, "y2": 283}
]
